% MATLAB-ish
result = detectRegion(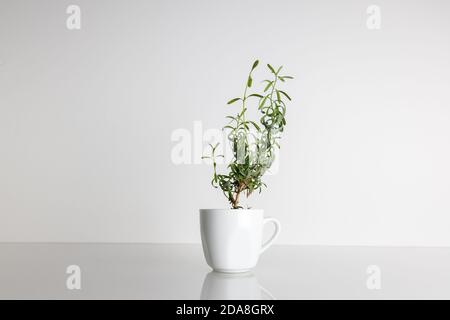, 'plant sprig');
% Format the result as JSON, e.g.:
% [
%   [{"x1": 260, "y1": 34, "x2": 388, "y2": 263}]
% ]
[{"x1": 203, "y1": 60, "x2": 294, "y2": 209}]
